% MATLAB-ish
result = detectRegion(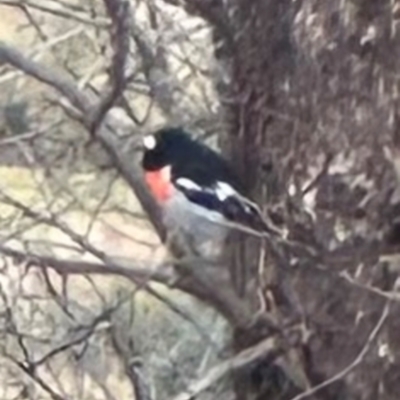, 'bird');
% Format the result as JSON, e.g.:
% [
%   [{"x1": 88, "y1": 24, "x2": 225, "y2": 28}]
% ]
[{"x1": 141, "y1": 127, "x2": 282, "y2": 260}]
